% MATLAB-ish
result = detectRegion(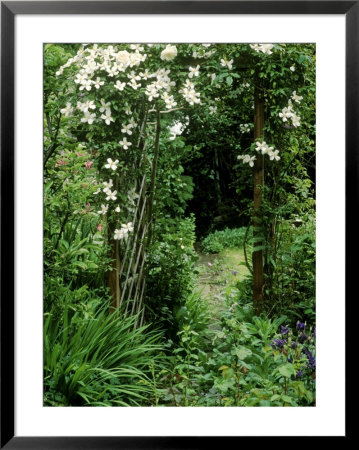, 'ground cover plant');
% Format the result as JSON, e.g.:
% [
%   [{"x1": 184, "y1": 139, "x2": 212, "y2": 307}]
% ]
[{"x1": 44, "y1": 42, "x2": 315, "y2": 407}]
